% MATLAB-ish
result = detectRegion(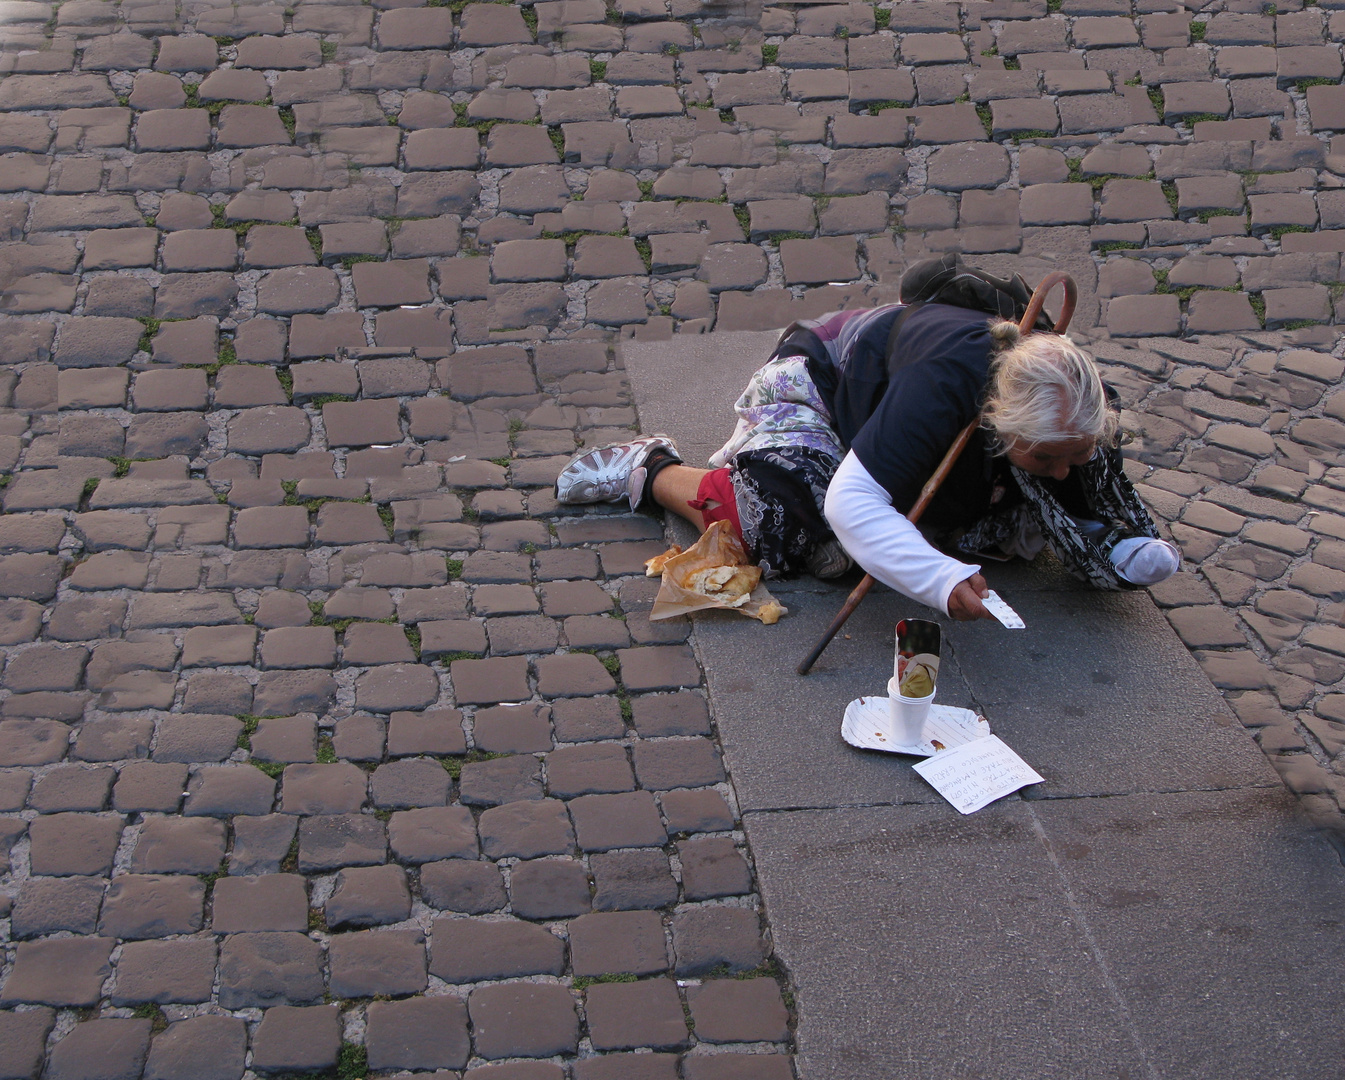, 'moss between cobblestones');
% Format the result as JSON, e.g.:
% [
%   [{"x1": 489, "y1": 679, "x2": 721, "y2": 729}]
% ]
[
  {"x1": 136, "y1": 316, "x2": 163, "y2": 353},
  {"x1": 132, "y1": 1004, "x2": 169, "y2": 1036},
  {"x1": 237, "y1": 716, "x2": 260, "y2": 751},
  {"x1": 439, "y1": 749, "x2": 505, "y2": 781},
  {"x1": 198, "y1": 859, "x2": 228, "y2": 894},
  {"x1": 634, "y1": 237, "x2": 653, "y2": 272},
  {"x1": 279, "y1": 836, "x2": 299, "y2": 873},
  {"x1": 212, "y1": 208, "x2": 286, "y2": 237},
  {"x1": 866, "y1": 98, "x2": 909, "y2": 117},
  {"x1": 572, "y1": 973, "x2": 638, "y2": 990},
  {"x1": 1152, "y1": 270, "x2": 1209, "y2": 304},
  {"x1": 757, "y1": 966, "x2": 797, "y2": 1012},
  {"x1": 189, "y1": 342, "x2": 237, "y2": 378},
  {"x1": 1081, "y1": 164, "x2": 1156, "y2": 185},
  {"x1": 337, "y1": 1045, "x2": 367, "y2": 1080},
  {"x1": 273, "y1": 1042, "x2": 366, "y2": 1080},
  {"x1": 975, "y1": 104, "x2": 993, "y2": 138}
]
